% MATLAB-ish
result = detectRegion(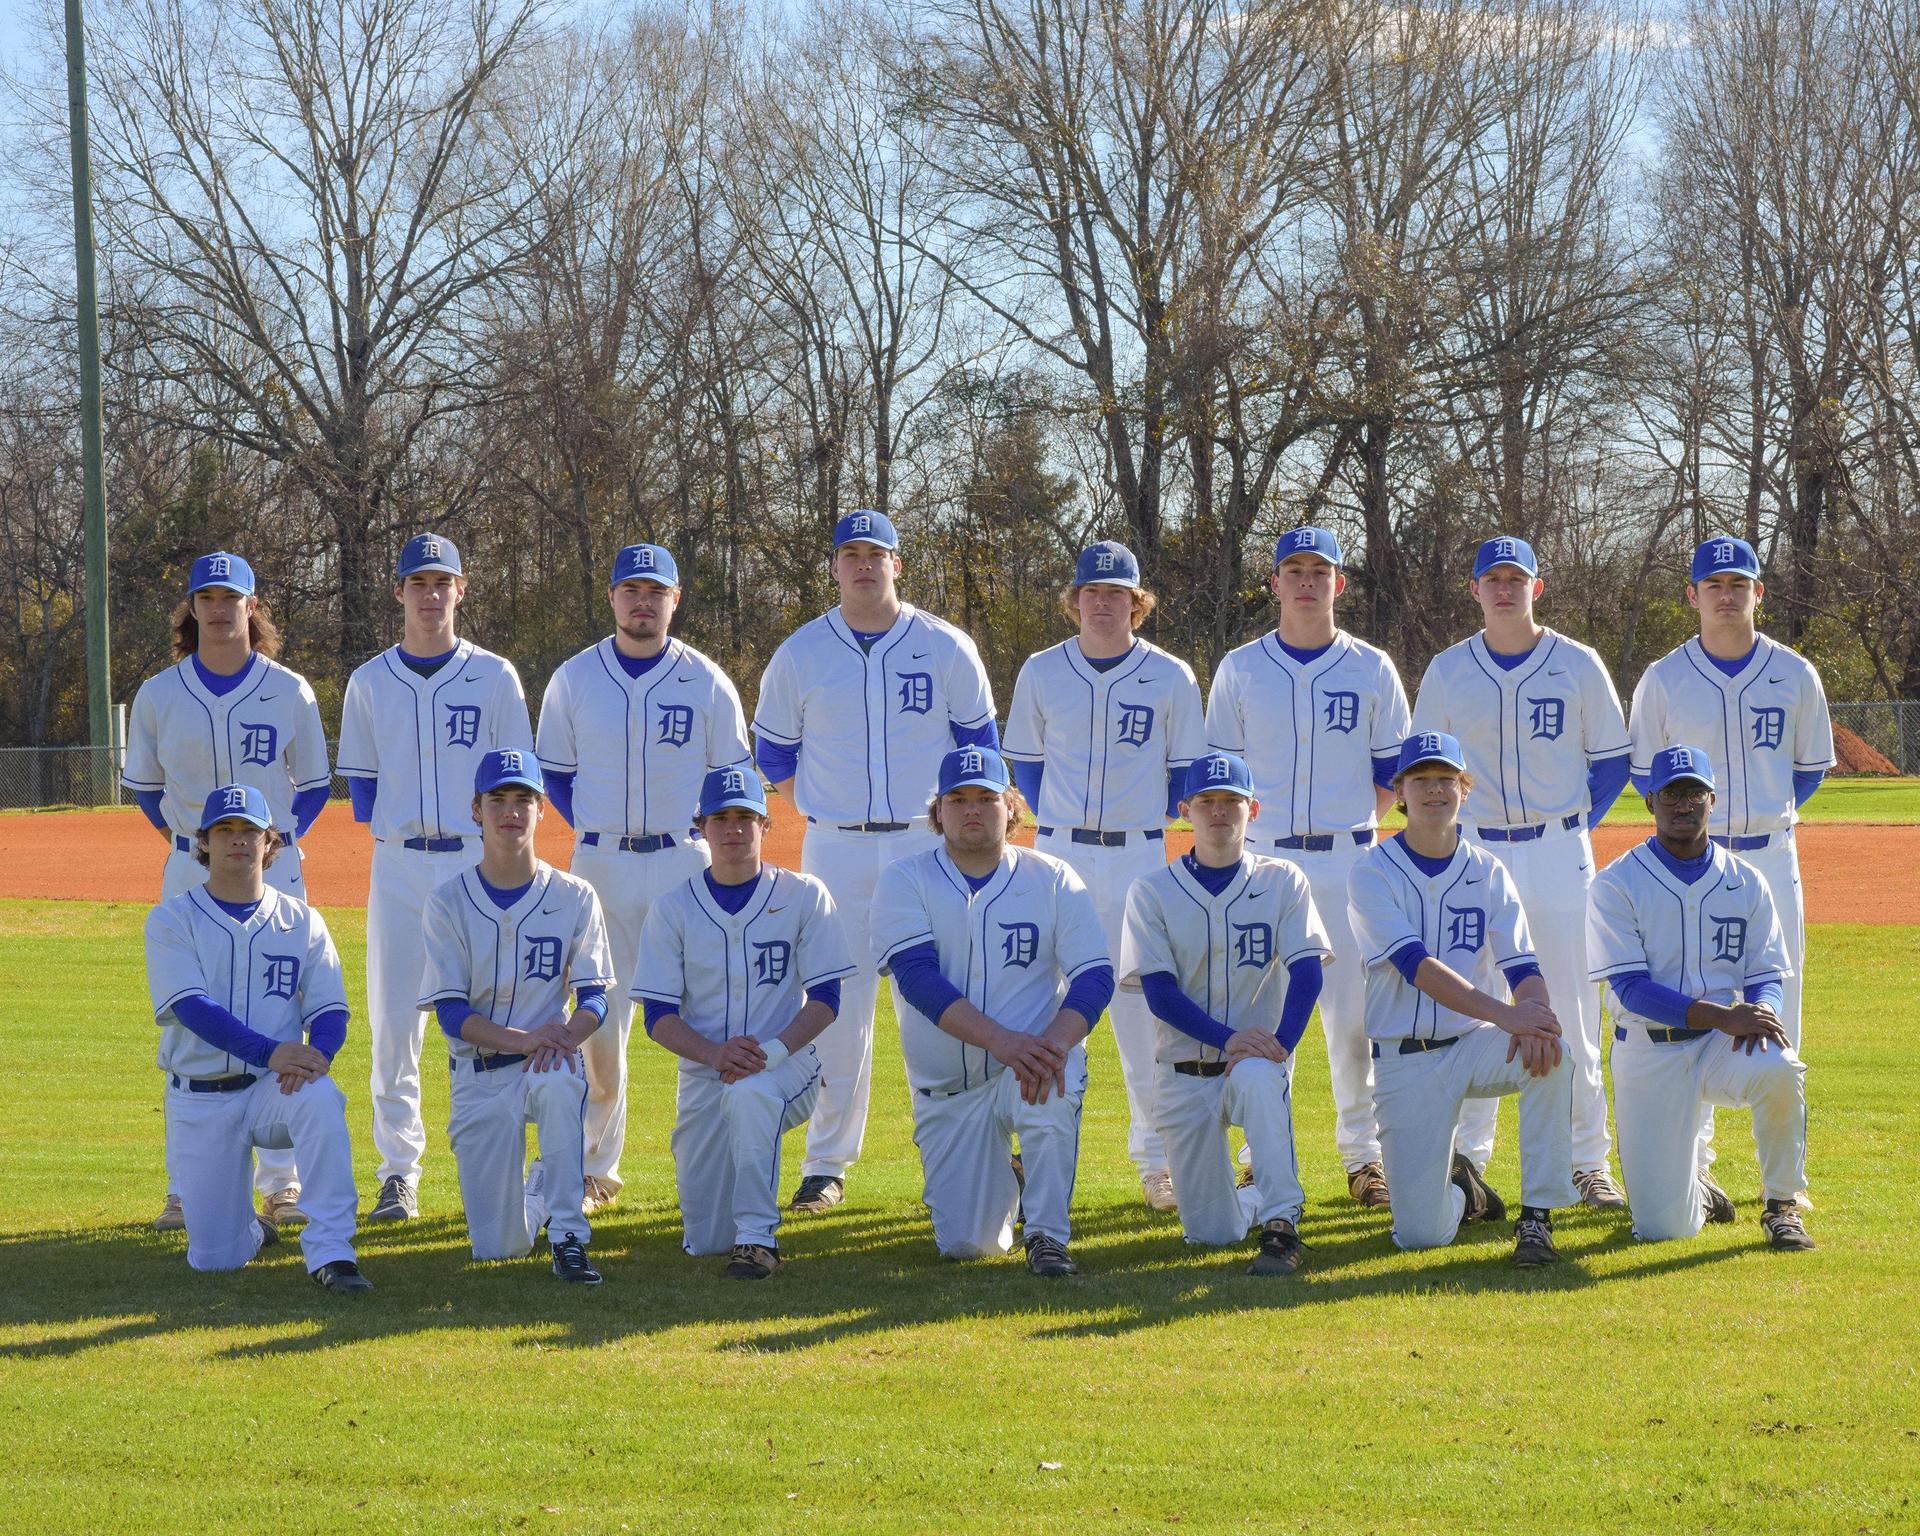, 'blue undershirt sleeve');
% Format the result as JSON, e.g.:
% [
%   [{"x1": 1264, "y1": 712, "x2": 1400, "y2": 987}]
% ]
[
  {"x1": 755, "y1": 737, "x2": 800, "y2": 784},
  {"x1": 434, "y1": 998, "x2": 475, "y2": 1041},
  {"x1": 172, "y1": 994, "x2": 279, "y2": 1070},
  {"x1": 1011, "y1": 759, "x2": 1045, "y2": 811},
  {"x1": 1745, "y1": 978, "x2": 1785, "y2": 1013},
  {"x1": 1389, "y1": 940, "x2": 1430, "y2": 985},
  {"x1": 347, "y1": 776, "x2": 378, "y2": 823},
  {"x1": 572, "y1": 982, "x2": 607, "y2": 1024},
  {"x1": 1371, "y1": 751, "x2": 1399, "y2": 791},
  {"x1": 290, "y1": 784, "x2": 330, "y2": 838},
  {"x1": 951, "y1": 719, "x2": 1000, "y2": 751},
  {"x1": 1139, "y1": 970, "x2": 1235, "y2": 1052},
  {"x1": 546, "y1": 770, "x2": 577, "y2": 828},
  {"x1": 1612, "y1": 971, "x2": 1697, "y2": 1031},
  {"x1": 1275, "y1": 956, "x2": 1323, "y2": 1053},
  {"x1": 638, "y1": 997, "x2": 679, "y2": 1037},
  {"x1": 1503, "y1": 961, "x2": 1544, "y2": 990},
  {"x1": 805, "y1": 979, "x2": 842, "y2": 1016},
  {"x1": 307, "y1": 1007, "x2": 349, "y2": 1061},
  {"x1": 1165, "y1": 768, "x2": 1184, "y2": 822},
  {"x1": 1061, "y1": 964, "x2": 1114, "y2": 1028},
  {"x1": 890, "y1": 941, "x2": 967, "y2": 1023},
  {"x1": 1792, "y1": 768, "x2": 1825, "y2": 808},
  {"x1": 134, "y1": 788, "x2": 170, "y2": 835},
  {"x1": 1585, "y1": 752, "x2": 1632, "y2": 827}
]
